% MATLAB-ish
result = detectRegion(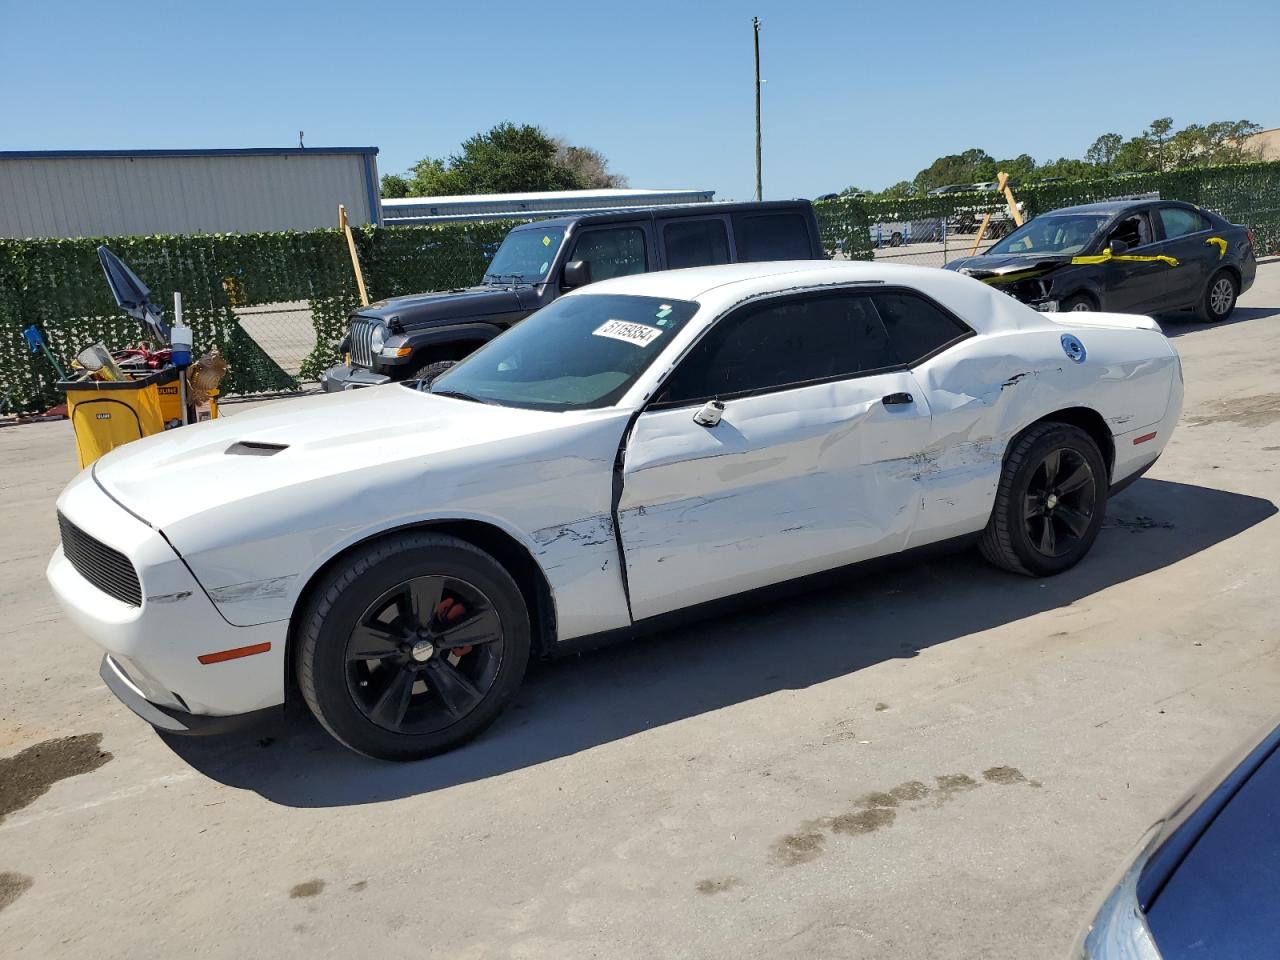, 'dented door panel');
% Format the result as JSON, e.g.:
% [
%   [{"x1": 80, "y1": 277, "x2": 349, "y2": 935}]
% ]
[{"x1": 618, "y1": 373, "x2": 932, "y2": 621}]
